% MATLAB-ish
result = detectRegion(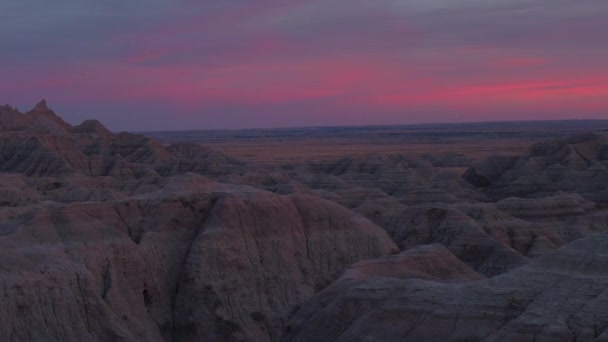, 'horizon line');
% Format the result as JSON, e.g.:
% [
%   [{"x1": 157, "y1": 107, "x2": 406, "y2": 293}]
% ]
[{"x1": 135, "y1": 117, "x2": 608, "y2": 134}]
